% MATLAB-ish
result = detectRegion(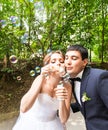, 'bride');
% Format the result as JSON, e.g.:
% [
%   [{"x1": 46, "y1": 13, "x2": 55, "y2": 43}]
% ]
[{"x1": 12, "y1": 50, "x2": 72, "y2": 130}]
